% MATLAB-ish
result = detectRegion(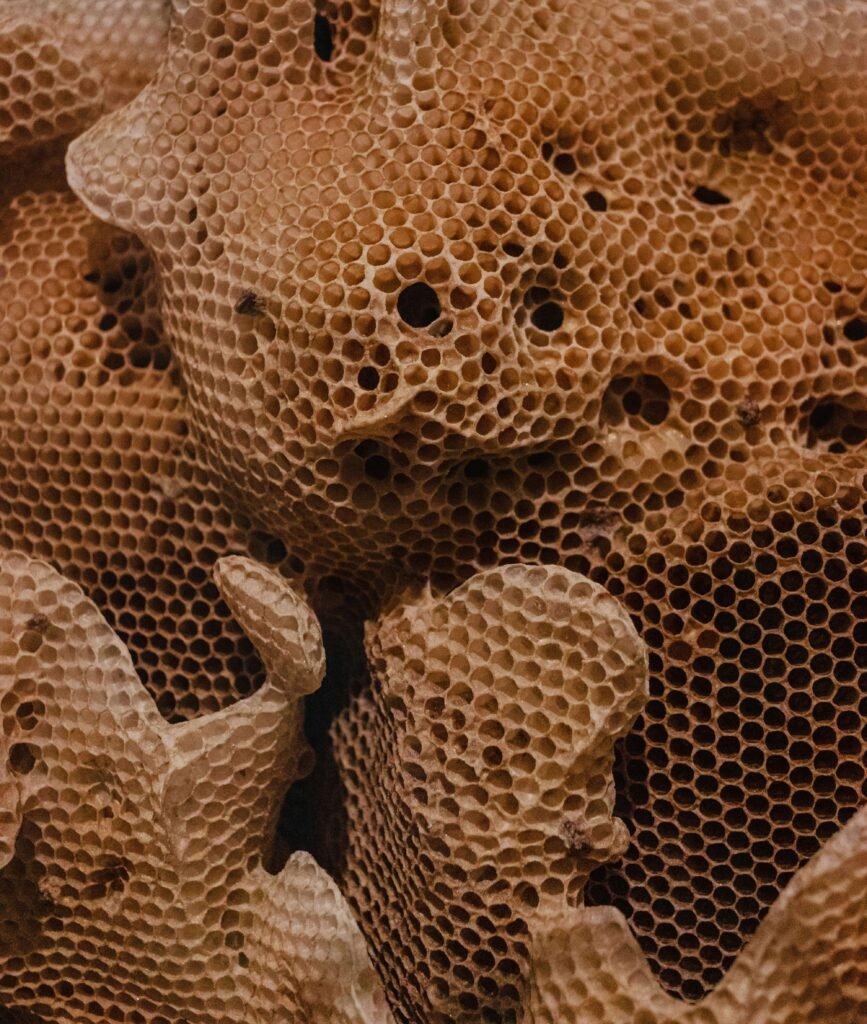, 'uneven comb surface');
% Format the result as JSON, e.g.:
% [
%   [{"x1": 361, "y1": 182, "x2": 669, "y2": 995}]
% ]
[
  {"x1": 0, "y1": 551, "x2": 390, "y2": 1024},
  {"x1": 584, "y1": 489, "x2": 867, "y2": 996},
  {"x1": 331, "y1": 564, "x2": 648, "y2": 1022},
  {"x1": 0, "y1": 0, "x2": 306, "y2": 722},
  {"x1": 523, "y1": 801, "x2": 867, "y2": 1023},
  {"x1": 0, "y1": 0, "x2": 167, "y2": 156},
  {"x1": 66, "y1": 0, "x2": 867, "y2": 1001}
]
